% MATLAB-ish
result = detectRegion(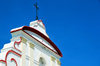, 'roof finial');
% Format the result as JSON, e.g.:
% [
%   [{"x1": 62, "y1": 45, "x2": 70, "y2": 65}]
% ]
[{"x1": 34, "y1": 1, "x2": 39, "y2": 20}]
